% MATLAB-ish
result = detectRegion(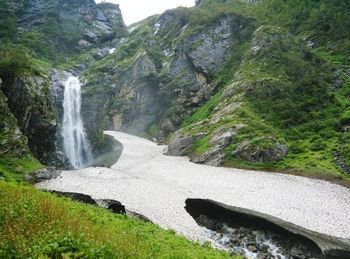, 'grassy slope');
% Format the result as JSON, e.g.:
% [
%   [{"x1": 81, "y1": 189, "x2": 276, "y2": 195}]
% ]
[
  {"x1": 176, "y1": 0, "x2": 350, "y2": 184},
  {"x1": 0, "y1": 181, "x2": 234, "y2": 258}
]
